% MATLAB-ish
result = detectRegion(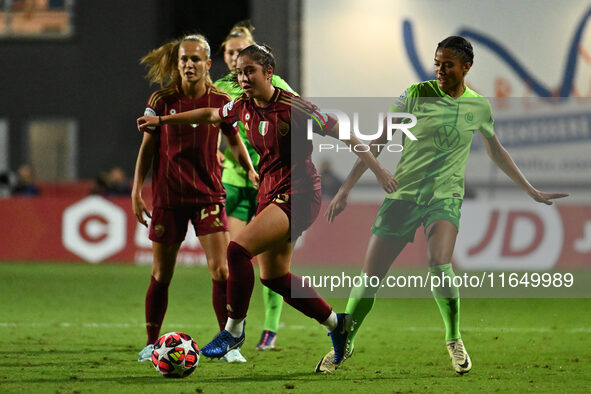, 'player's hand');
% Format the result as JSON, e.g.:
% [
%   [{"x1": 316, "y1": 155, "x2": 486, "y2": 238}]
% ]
[
  {"x1": 249, "y1": 169, "x2": 260, "y2": 190},
  {"x1": 137, "y1": 115, "x2": 159, "y2": 132},
  {"x1": 325, "y1": 190, "x2": 348, "y2": 223},
  {"x1": 373, "y1": 165, "x2": 397, "y2": 194},
  {"x1": 216, "y1": 150, "x2": 226, "y2": 168},
  {"x1": 530, "y1": 190, "x2": 569, "y2": 205},
  {"x1": 132, "y1": 193, "x2": 152, "y2": 227}
]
